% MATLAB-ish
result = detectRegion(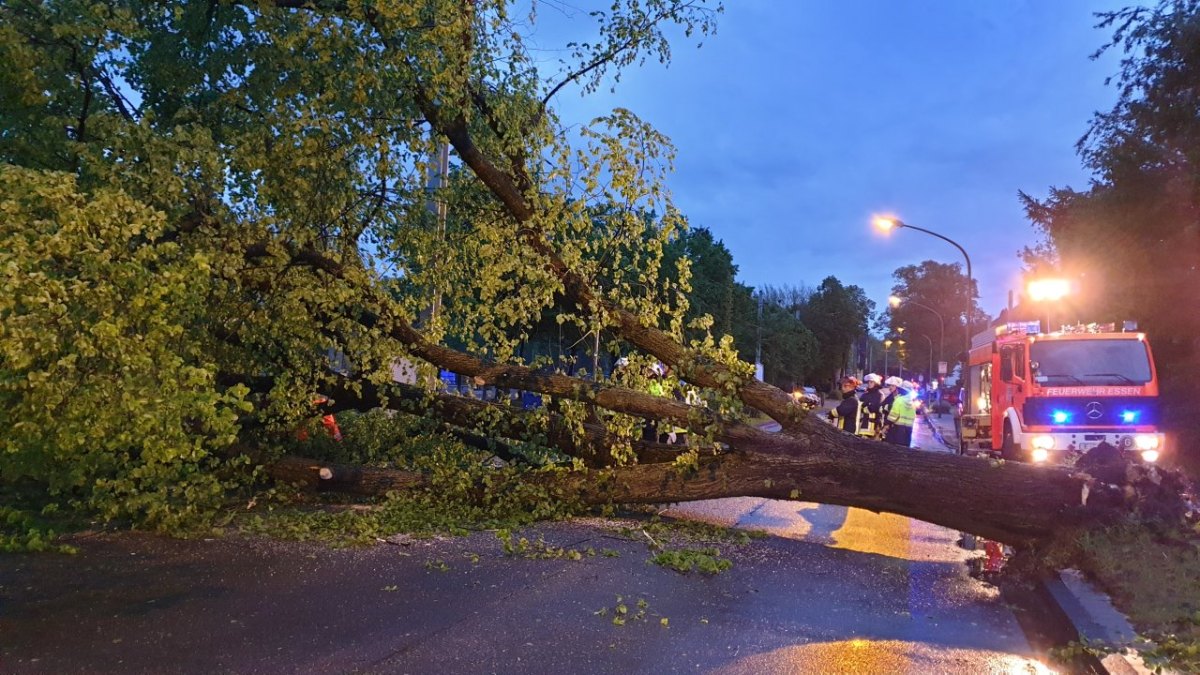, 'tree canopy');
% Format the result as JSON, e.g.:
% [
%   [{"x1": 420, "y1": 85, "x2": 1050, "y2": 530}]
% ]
[{"x1": 885, "y1": 260, "x2": 985, "y2": 380}]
